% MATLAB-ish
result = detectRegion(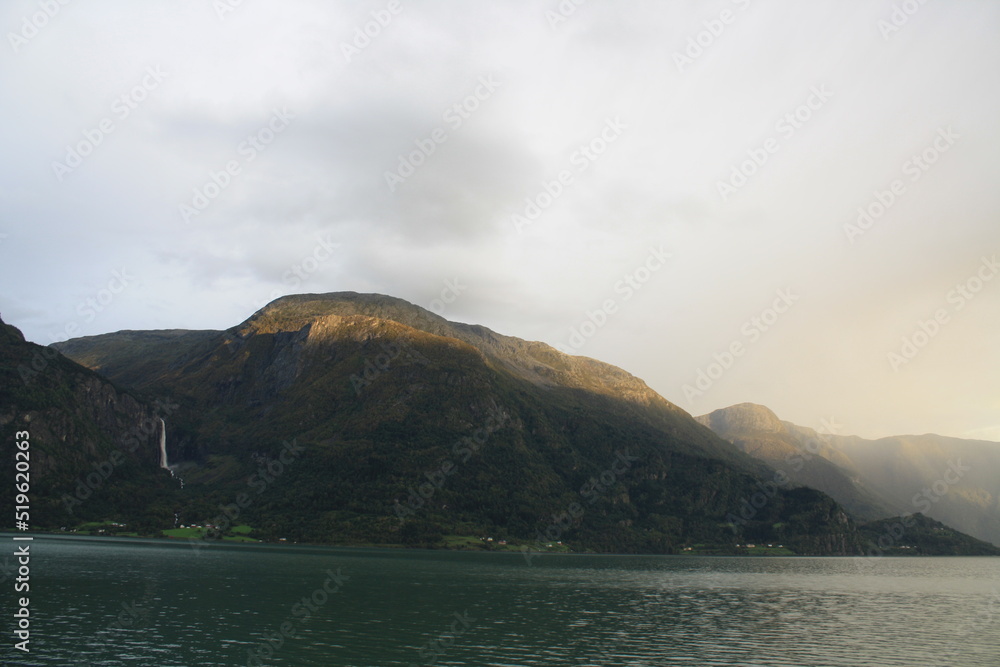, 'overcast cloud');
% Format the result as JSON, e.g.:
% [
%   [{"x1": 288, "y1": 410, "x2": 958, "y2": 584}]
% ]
[{"x1": 1, "y1": 0, "x2": 998, "y2": 441}]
